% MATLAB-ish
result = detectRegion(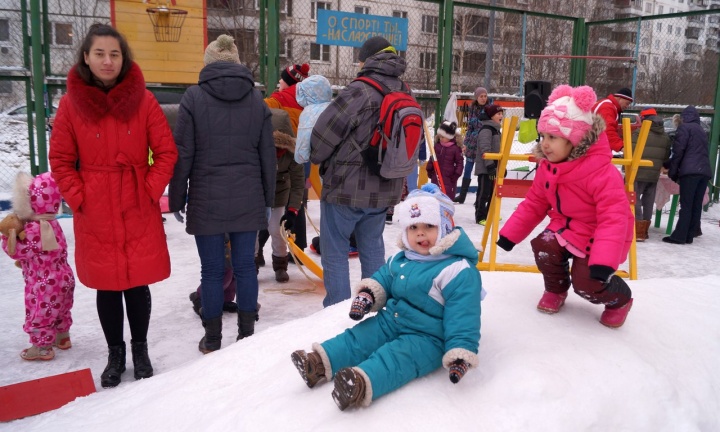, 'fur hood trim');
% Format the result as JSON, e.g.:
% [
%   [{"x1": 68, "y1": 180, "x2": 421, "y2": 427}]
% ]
[
  {"x1": 273, "y1": 130, "x2": 296, "y2": 153},
  {"x1": 533, "y1": 115, "x2": 606, "y2": 162},
  {"x1": 354, "y1": 278, "x2": 387, "y2": 312},
  {"x1": 66, "y1": 62, "x2": 146, "y2": 124},
  {"x1": 12, "y1": 172, "x2": 33, "y2": 220}
]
